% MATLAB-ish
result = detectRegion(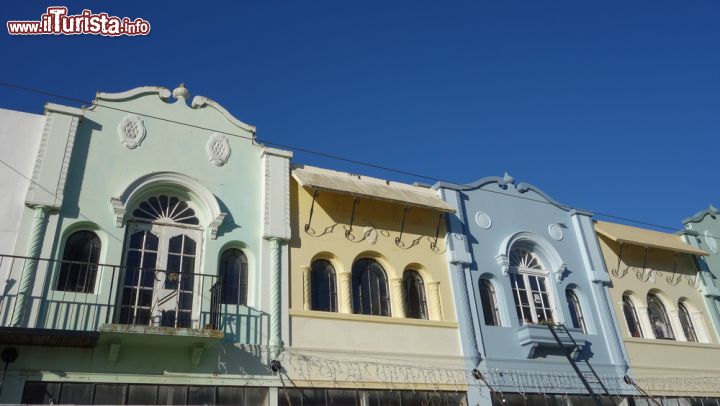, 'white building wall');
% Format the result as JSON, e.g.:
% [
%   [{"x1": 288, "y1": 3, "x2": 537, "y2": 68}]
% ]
[{"x1": 0, "y1": 108, "x2": 45, "y2": 254}]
